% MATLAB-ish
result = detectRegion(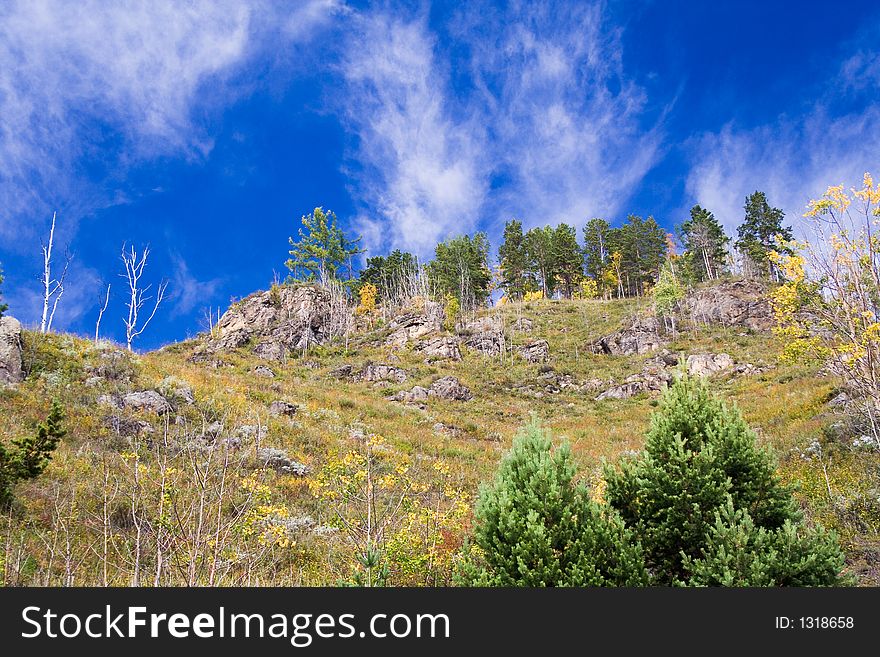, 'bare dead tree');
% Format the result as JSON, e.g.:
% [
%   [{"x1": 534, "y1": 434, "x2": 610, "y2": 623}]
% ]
[
  {"x1": 95, "y1": 283, "x2": 111, "y2": 343},
  {"x1": 120, "y1": 244, "x2": 168, "y2": 351},
  {"x1": 40, "y1": 212, "x2": 73, "y2": 333}
]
